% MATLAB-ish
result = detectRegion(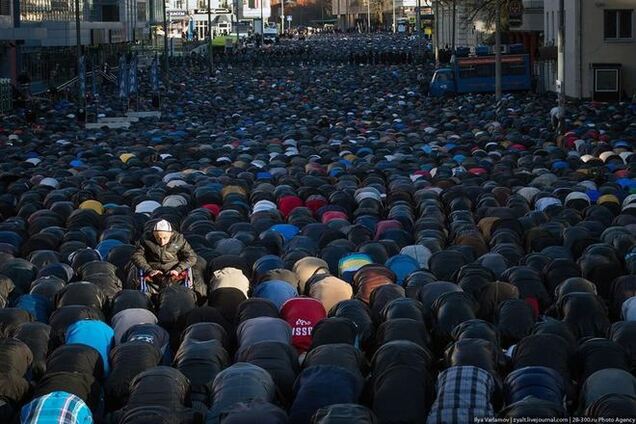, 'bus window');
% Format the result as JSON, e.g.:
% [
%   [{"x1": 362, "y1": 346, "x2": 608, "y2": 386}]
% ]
[
  {"x1": 502, "y1": 62, "x2": 526, "y2": 76},
  {"x1": 458, "y1": 63, "x2": 494, "y2": 78},
  {"x1": 434, "y1": 71, "x2": 453, "y2": 82},
  {"x1": 458, "y1": 66, "x2": 473, "y2": 78},
  {"x1": 475, "y1": 63, "x2": 495, "y2": 78}
]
